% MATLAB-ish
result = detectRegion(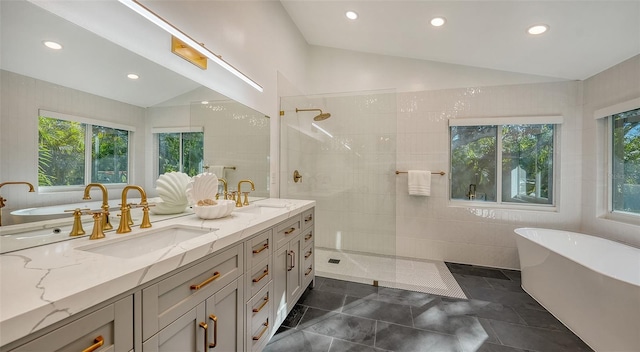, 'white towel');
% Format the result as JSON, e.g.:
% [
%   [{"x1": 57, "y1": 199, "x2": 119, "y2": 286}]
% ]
[
  {"x1": 408, "y1": 170, "x2": 431, "y2": 196},
  {"x1": 208, "y1": 165, "x2": 225, "y2": 179}
]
